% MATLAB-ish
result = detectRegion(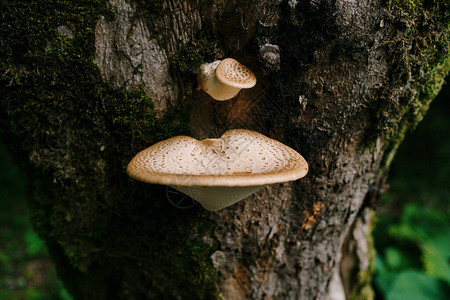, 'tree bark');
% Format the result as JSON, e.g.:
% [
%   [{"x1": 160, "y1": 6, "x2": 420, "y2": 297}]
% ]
[{"x1": 1, "y1": 0, "x2": 448, "y2": 299}]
